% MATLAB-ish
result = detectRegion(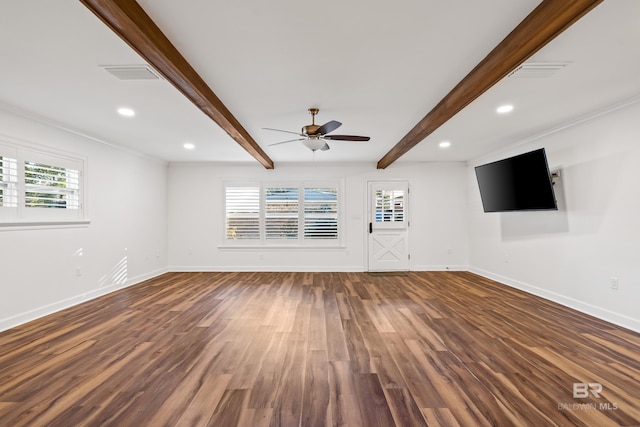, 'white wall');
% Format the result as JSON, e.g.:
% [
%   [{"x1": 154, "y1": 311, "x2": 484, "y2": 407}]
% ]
[
  {"x1": 467, "y1": 99, "x2": 640, "y2": 332},
  {"x1": 168, "y1": 161, "x2": 468, "y2": 272},
  {"x1": 0, "y1": 108, "x2": 168, "y2": 331}
]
